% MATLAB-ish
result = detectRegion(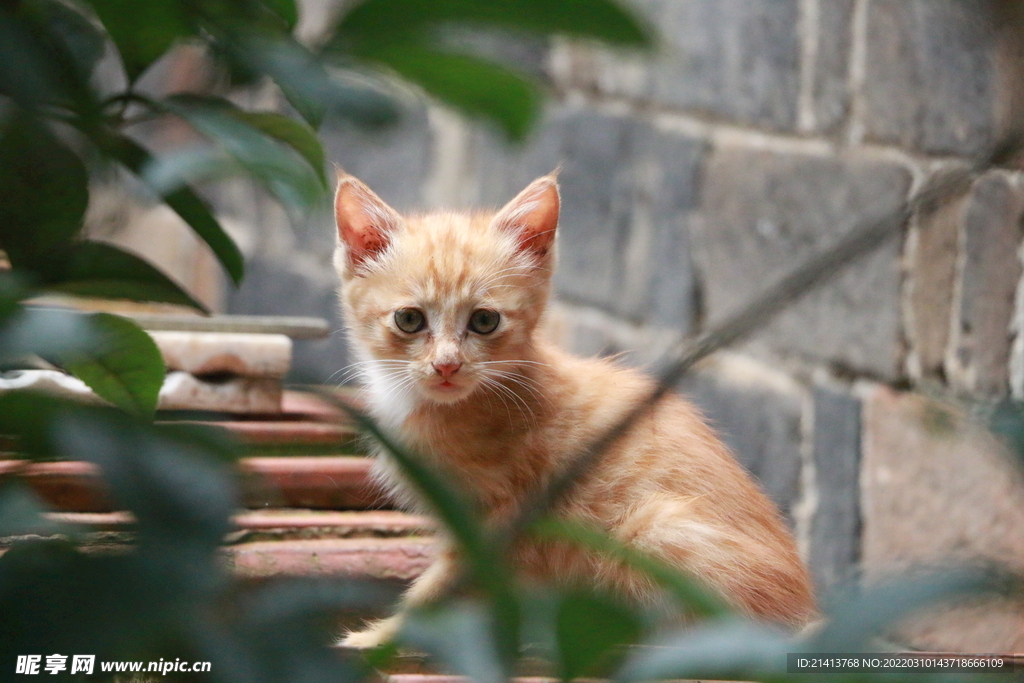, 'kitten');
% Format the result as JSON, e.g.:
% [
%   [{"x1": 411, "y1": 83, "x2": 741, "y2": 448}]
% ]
[{"x1": 333, "y1": 171, "x2": 816, "y2": 647}]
